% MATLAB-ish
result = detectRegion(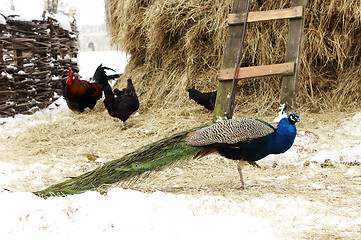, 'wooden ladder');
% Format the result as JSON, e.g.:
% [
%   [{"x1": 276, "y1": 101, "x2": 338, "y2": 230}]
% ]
[{"x1": 213, "y1": 0, "x2": 307, "y2": 121}]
